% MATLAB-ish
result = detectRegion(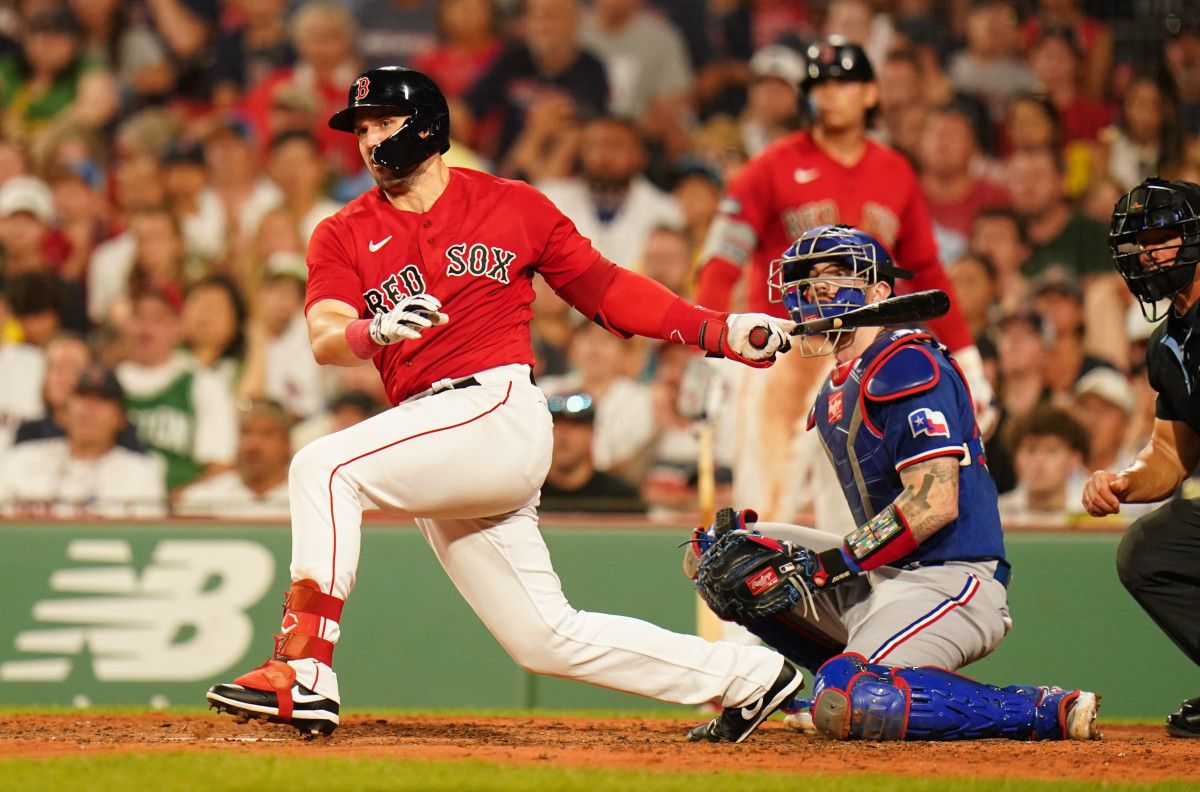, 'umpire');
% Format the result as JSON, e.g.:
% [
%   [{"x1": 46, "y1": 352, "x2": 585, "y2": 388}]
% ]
[{"x1": 1083, "y1": 177, "x2": 1200, "y2": 738}]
